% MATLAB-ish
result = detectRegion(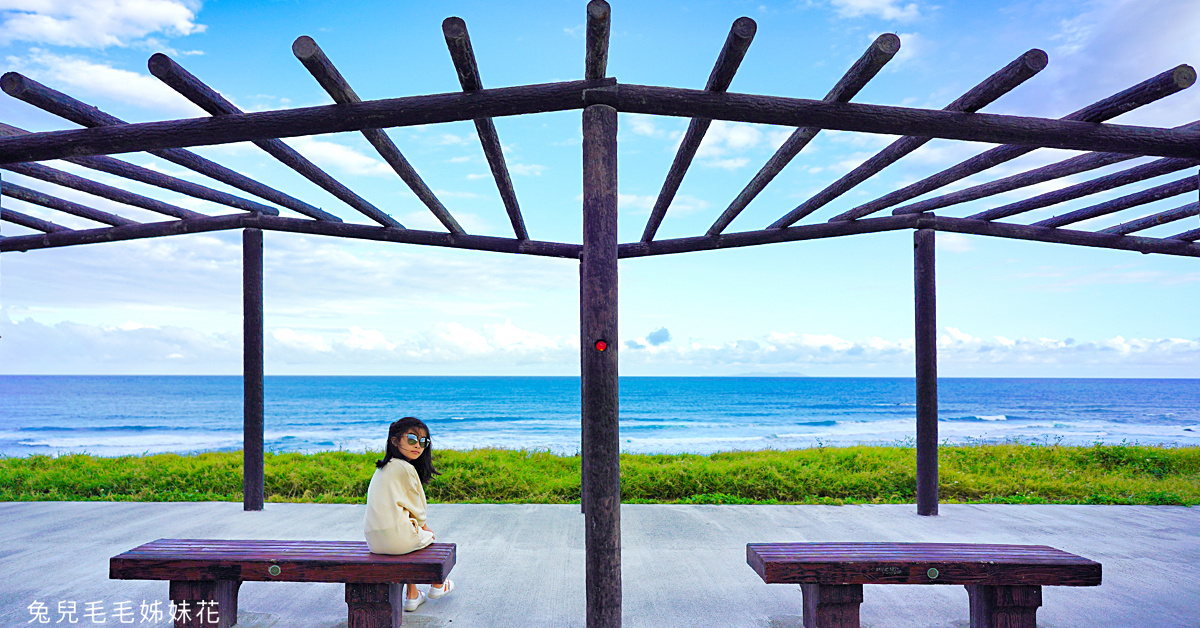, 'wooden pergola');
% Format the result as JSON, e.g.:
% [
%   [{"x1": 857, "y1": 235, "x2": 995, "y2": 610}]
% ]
[{"x1": 2, "y1": 3, "x2": 1198, "y2": 626}]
